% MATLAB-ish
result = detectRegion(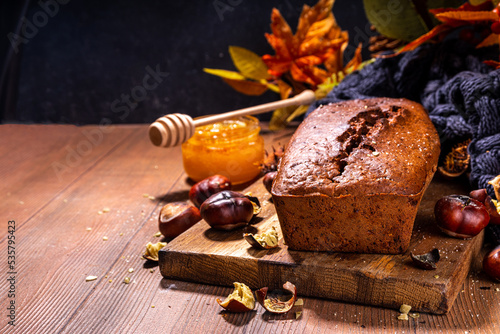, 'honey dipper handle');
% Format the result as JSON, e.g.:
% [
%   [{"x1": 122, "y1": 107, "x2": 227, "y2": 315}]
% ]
[
  {"x1": 149, "y1": 90, "x2": 315, "y2": 147},
  {"x1": 193, "y1": 89, "x2": 316, "y2": 127}
]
